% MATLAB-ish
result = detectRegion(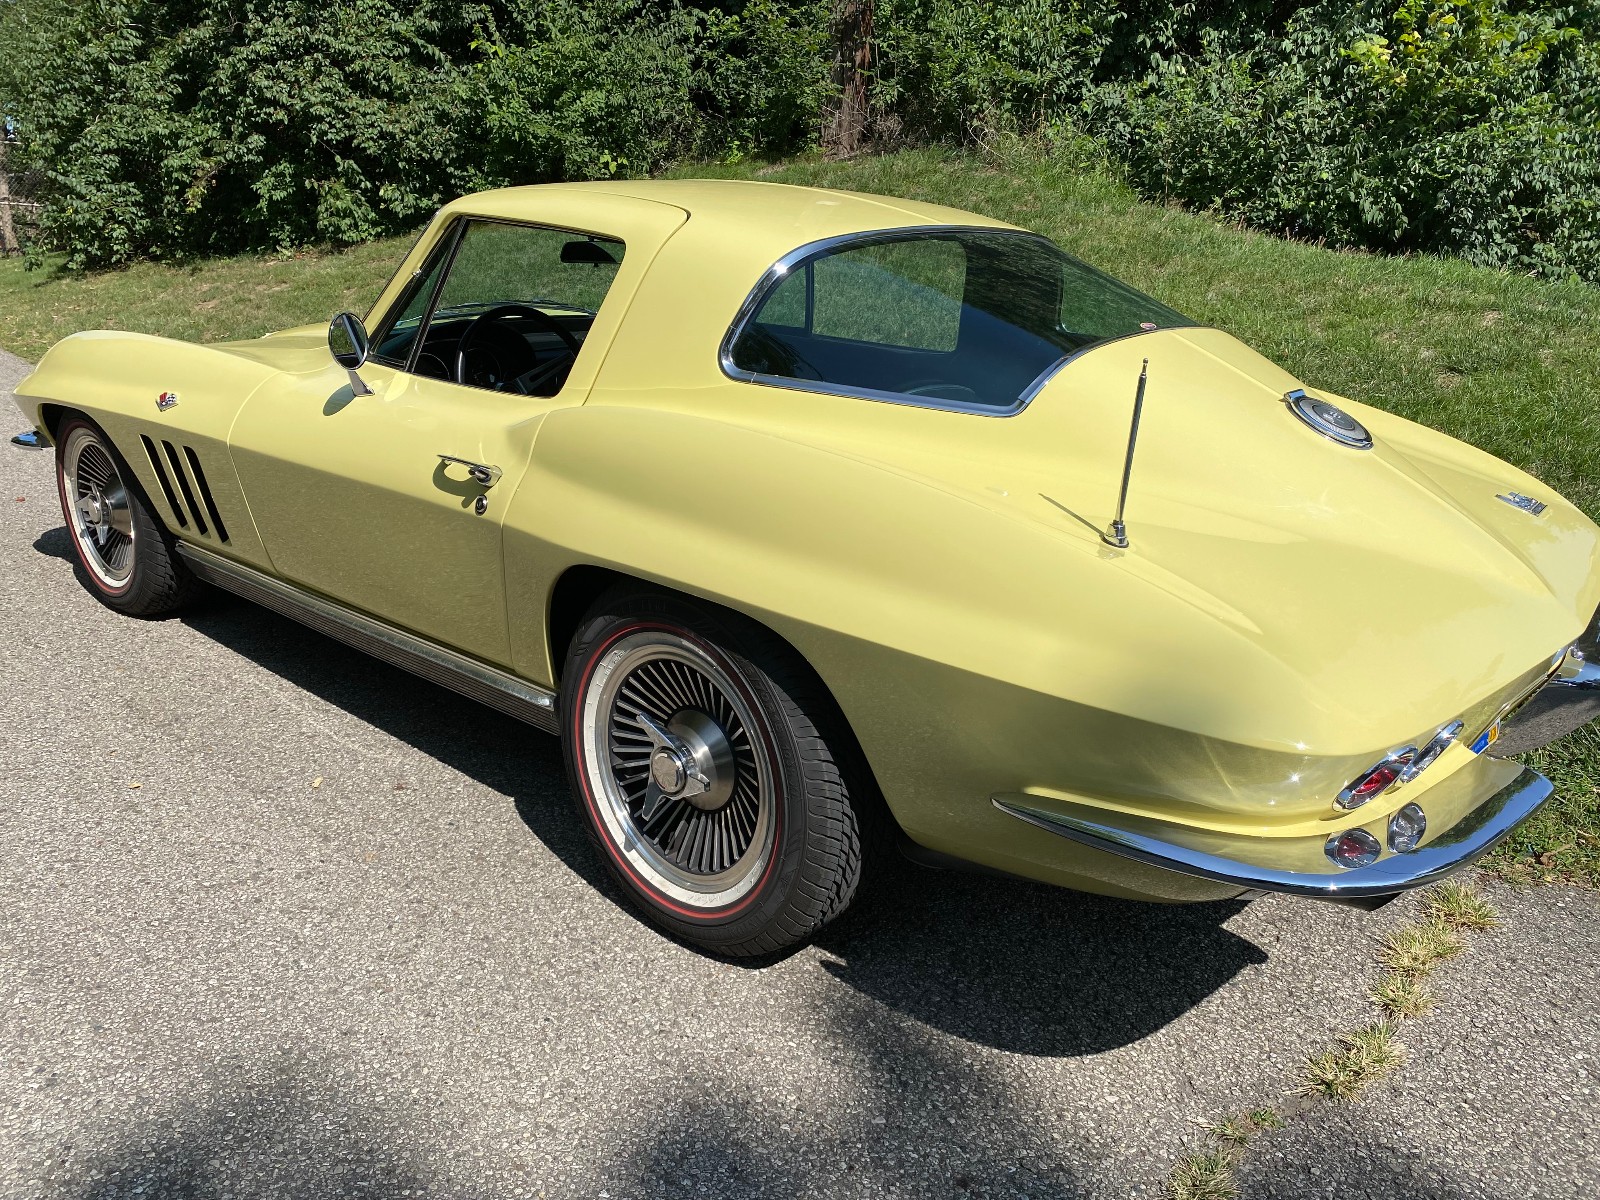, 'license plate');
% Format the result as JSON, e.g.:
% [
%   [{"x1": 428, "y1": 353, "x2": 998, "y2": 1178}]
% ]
[{"x1": 1470, "y1": 721, "x2": 1501, "y2": 754}]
